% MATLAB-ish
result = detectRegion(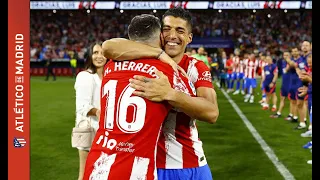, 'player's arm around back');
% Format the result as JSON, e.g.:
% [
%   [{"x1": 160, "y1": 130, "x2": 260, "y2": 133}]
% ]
[
  {"x1": 102, "y1": 38, "x2": 162, "y2": 60},
  {"x1": 168, "y1": 59, "x2": 219, "y2": 124},
  {"x1": 167, "y1": 86, "x2": 219, "y2": 124},
  {"x1": 102, "y1": 38, "x2": 179, "y2": 72}
]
